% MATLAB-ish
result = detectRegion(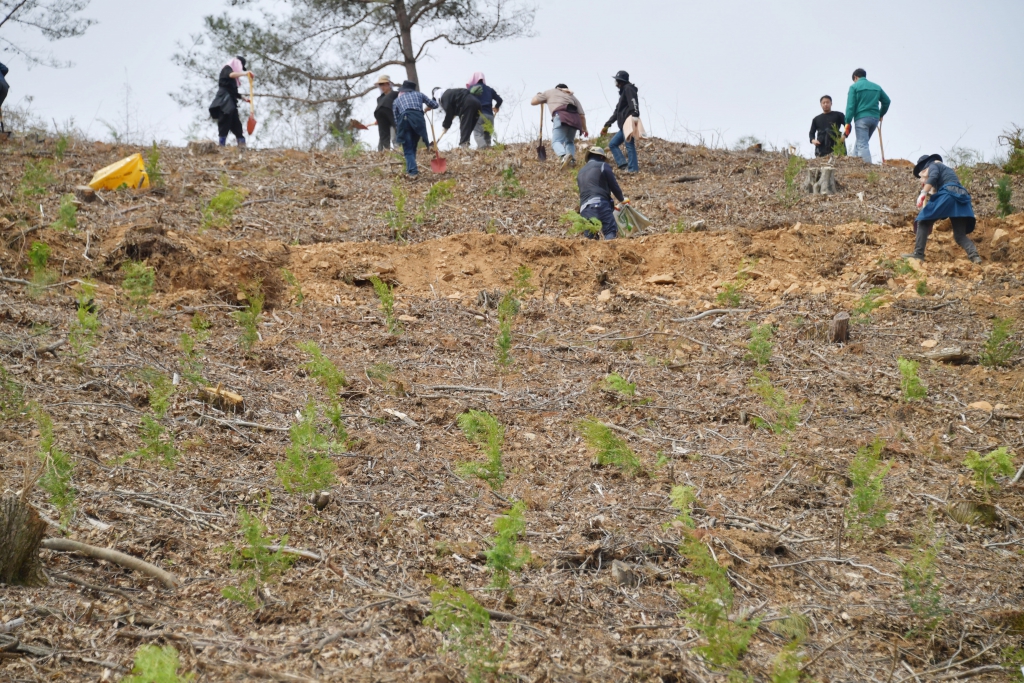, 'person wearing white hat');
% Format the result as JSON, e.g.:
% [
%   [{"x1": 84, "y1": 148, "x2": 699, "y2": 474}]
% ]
[{"x1": 372, "y1": 75, "x2": 399, "y2": 151}]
